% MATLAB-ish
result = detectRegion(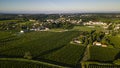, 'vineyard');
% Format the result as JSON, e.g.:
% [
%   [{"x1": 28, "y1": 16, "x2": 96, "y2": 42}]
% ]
[
  {"x1": 87, "y1": 64, "x2": 120, "y2": 68},
  {"x1": 0, "y1": 58, "x2": 64, "y2": 68},
  {"x1": 0, "y1": 31, "x2": 80, "y2": 57},
  {"x1": 89, "y1": 46, "x2": 120, "y2": 61},
  {"x1": 1, "y1": 31, "x2": 120, "y2": 68},
  {"x1": 40, "y1": 44, "x2": 85, "y2": 67},
  {"x1": 82, "y1": 61, "x2": 120, "y2": 68},
  {"x1": 0, "y1": 31, "x2": 12, "y2": 39},
  {"x1": 0, "y1": 31, "x2": 86, "y2": 67},
  {"x1": 109, "y1": 36, "x2": 120, "y2": 48}
]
